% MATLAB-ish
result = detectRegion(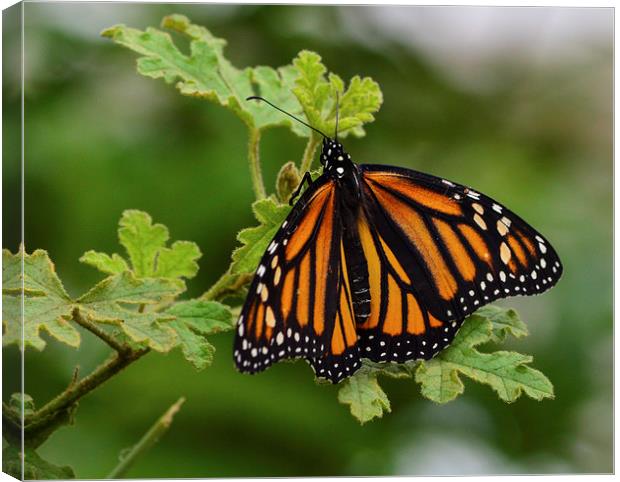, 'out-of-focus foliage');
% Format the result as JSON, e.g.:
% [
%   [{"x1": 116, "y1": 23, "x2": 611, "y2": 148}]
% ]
[{"x1": 4, "y1": 3, "x2": 611, "y2": 478}]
